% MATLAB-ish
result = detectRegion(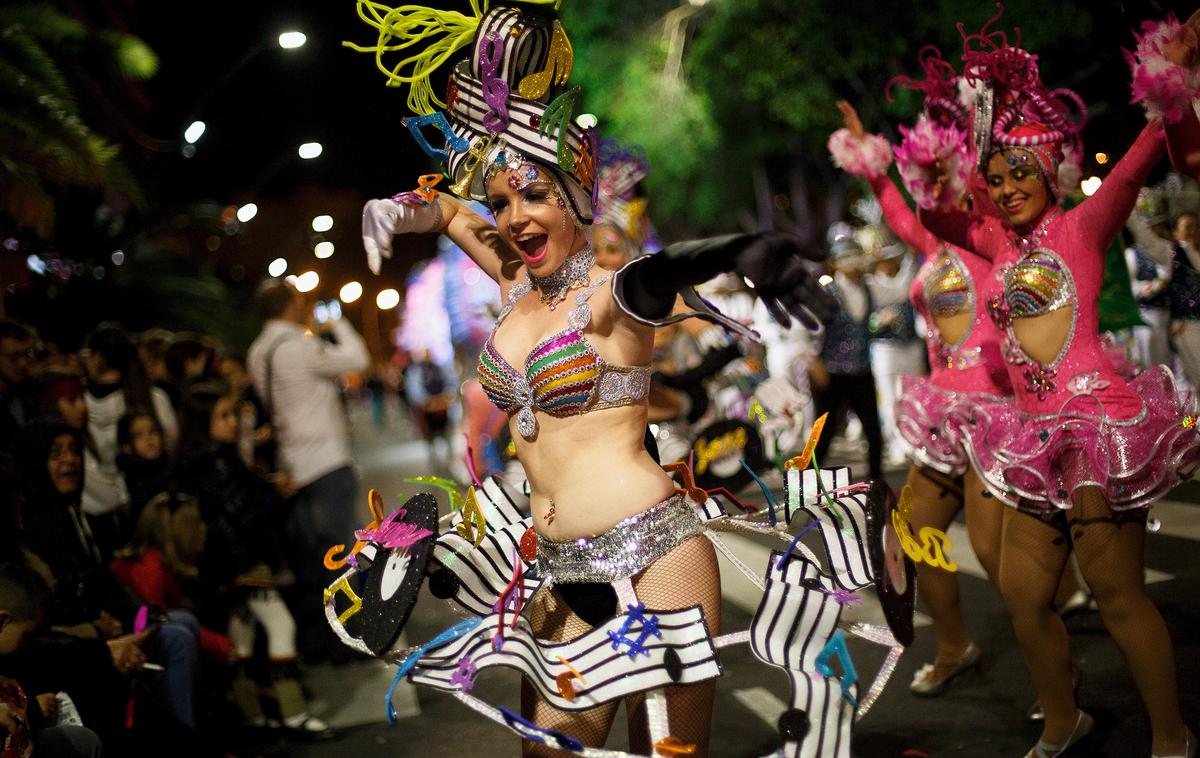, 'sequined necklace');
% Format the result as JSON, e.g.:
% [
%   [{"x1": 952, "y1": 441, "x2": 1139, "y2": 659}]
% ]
[
  {"x1": 1015, "y1": 209, "x2": 1062, "y2": 253},
  {"x1": 530, "y1": 246, "x2": 595, "y2": 310}
]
